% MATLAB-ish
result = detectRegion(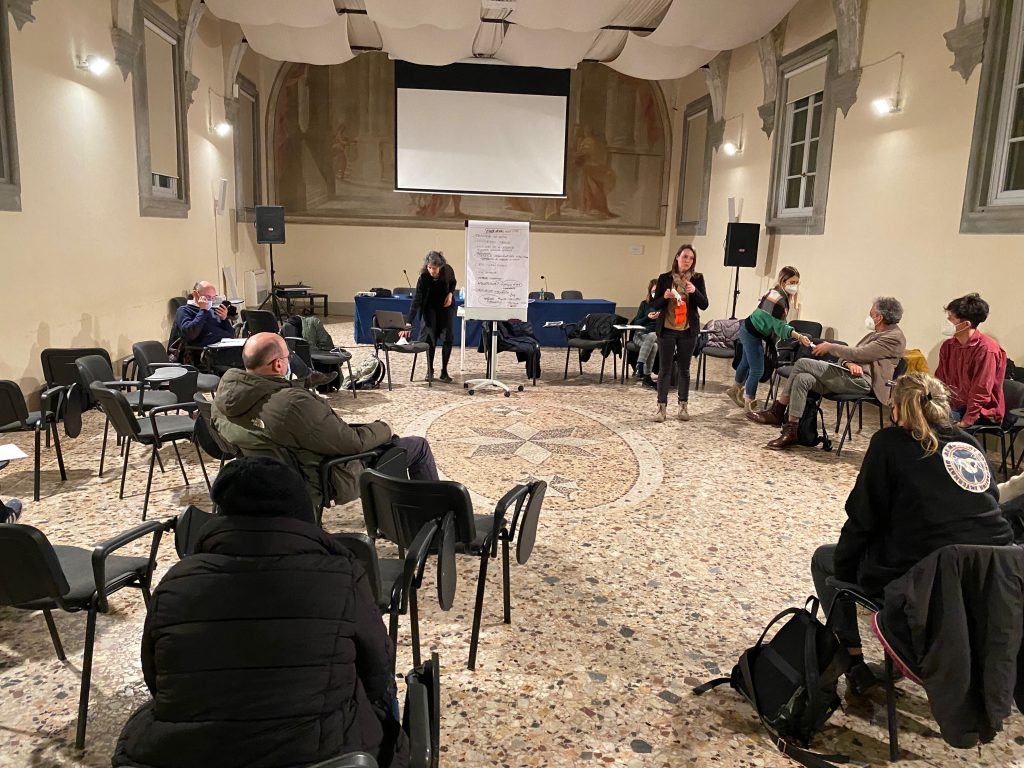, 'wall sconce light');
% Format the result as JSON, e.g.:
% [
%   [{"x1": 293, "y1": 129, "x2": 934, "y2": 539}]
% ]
[
  {"x1": 75, "y1": 55, "x2": 111, "y2": 76},
  {"x1": 864, "y1": 51, "x2": 905, "y2": 116},
  {"x1": 207, "y1": 88, "x2": 233, "y2": 137},
  {"x1": 721, "y1": 113, "x2": 744, "y2": 156}
]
